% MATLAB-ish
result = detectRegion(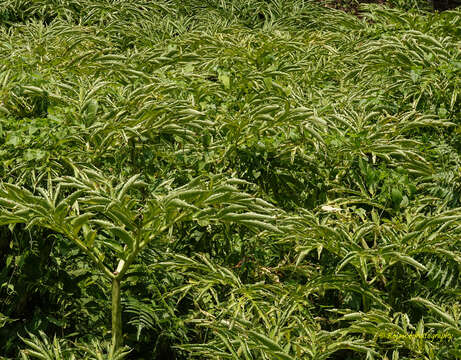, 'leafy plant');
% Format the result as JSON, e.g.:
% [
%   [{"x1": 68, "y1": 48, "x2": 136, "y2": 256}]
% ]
[{"x1": 0, "y1": 0, "x2": 460, "y2": 359}]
